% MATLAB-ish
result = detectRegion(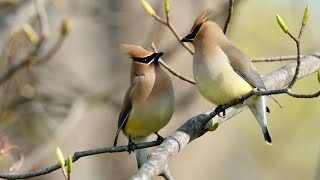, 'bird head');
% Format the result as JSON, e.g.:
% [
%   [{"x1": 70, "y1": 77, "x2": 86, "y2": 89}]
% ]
[
  {"x1": 122, "y1": 44, "x2": 163, "y2": 65},
  {"x1": 181, "y1": 9, "x2": 213, "y2": 43}
]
